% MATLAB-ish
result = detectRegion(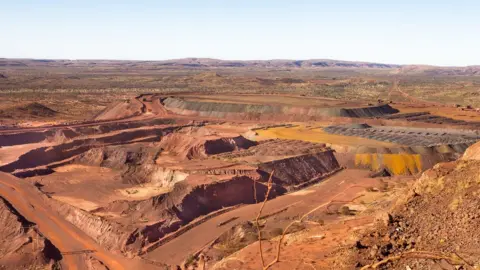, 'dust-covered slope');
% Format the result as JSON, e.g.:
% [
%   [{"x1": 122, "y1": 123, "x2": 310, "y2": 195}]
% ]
[
  {"x1": 162, "y1": 97, "x2": 399, "y2": 120},
  {"x1": 94, "y1": 99, "x2": 144, "y2": 120}
]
